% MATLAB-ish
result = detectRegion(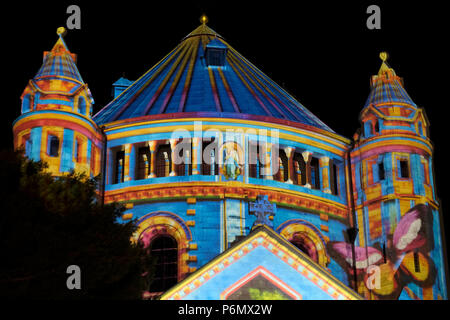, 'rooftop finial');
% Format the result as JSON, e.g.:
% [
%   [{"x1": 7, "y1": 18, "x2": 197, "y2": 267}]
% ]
[
  {"x1": 379, "y1": 52, "x2": 389, "y2": 62},
  {"x1": 377, "y1": 51, "x2": 395, "y2": 77},
  {"x1": 57, "y1": 26, "x2": 67, "y2": 37},
  {"x1": 200, "y1": 14, "x2": 208, "y2": 25}
]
